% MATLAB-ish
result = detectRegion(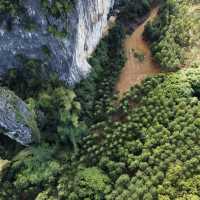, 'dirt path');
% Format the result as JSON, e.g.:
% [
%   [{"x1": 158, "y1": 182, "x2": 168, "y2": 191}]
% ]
[{"x1": 116, "y1": 6, "x2": 161, "y2": 96}]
